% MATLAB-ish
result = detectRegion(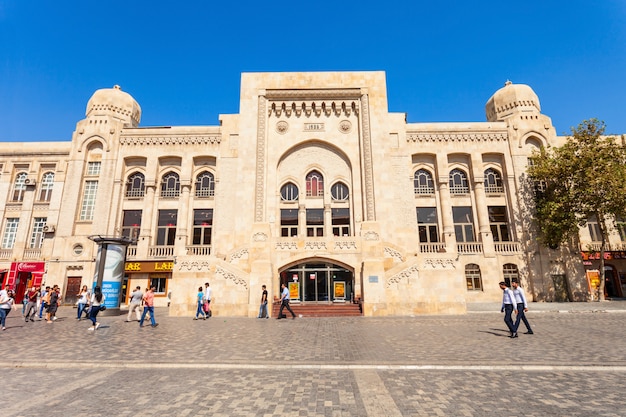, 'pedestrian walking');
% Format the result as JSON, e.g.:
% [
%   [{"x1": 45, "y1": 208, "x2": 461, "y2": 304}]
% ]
[
  {"x1": 204, "y1": 282, "x2": 212, "y2": 318},
  {"x1": 139, "y1": 286, "x2": 158, "y2": 328},
  {"x1": 38, "y1": 285, "x2": 50, "y2": 319},
  {"x1": 126, "y1": 286, "x2": 143, "y2": 322},
  {"x1": 499, "y1": 281, "x2": 518, "y2": 338},
  {"x1": 23, "y1": 286, "x2": 39, "y2": 322},
  {"x1": 46, "y1": 285, "x2": 61, "y2": 323},
  {"x1": 512, "y1": 279, "x2": 534, "y2": 335},
  {"x1": 0, "y1": 289, "x2": 17, "y2": 330},
  {"x1": 257, "y1": 284, "x2": 269, "y2": 318},
  {"x1": 87, "y1": 286, "x2": 105, "y2": 331},
  {"x1": 277, "y1": 283, "x2": 296, "y2": 320},
  {"x1": 76, "y1": 285, "x2": 90, "y2": 320},
  {"x1": 194, "y1": 286, "x2": 206, "y2": 320}
]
